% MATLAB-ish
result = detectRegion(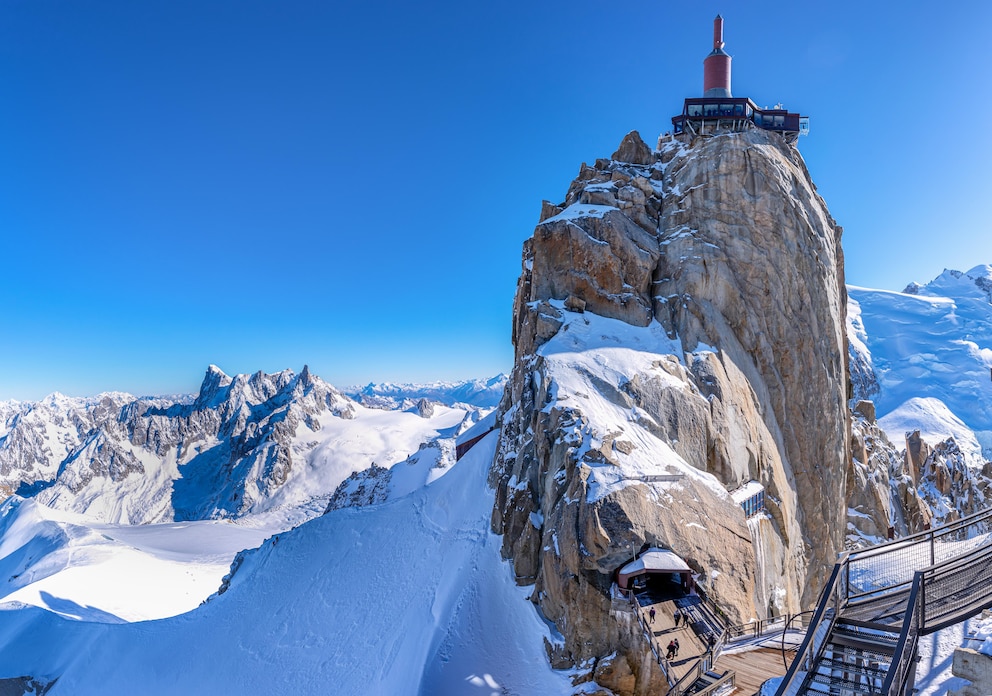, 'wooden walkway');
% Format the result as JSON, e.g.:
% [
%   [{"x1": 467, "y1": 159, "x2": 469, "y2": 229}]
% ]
[
  {"x1": 716, "y1": 647, "x2": 790, "y2": 695},
  {"x1": 635, "y1": 598, "x2": 712, "y2": 686}
]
